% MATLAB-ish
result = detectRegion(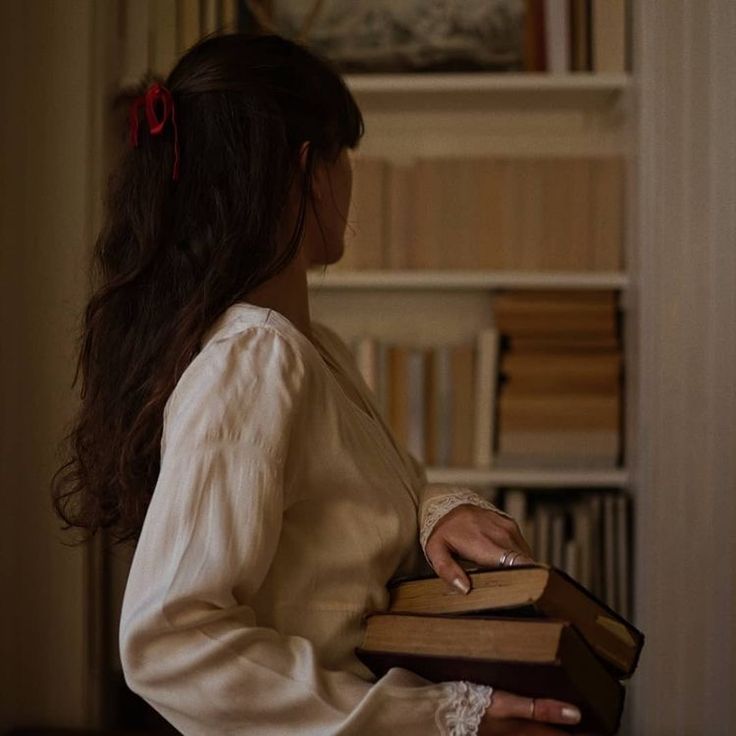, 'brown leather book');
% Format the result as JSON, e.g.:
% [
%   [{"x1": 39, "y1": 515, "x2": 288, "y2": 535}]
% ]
[
  {"x1": 387, "y1": 564, "x2": 643, "y2": 679},
  {"x1": 356, "y1": 613, "x2": 624, "y2": 735}
]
